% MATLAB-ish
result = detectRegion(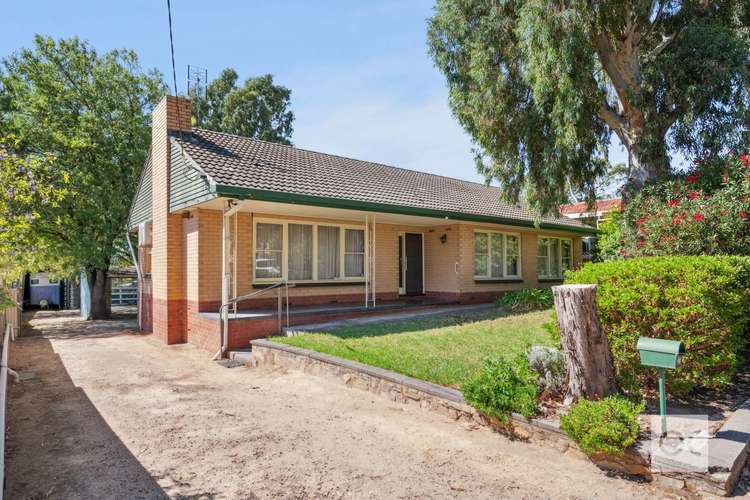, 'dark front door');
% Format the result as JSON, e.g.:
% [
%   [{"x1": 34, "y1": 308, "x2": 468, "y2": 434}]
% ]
[{"x1": 404, "y1": 233, "x2": 423, "y2": 296}]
